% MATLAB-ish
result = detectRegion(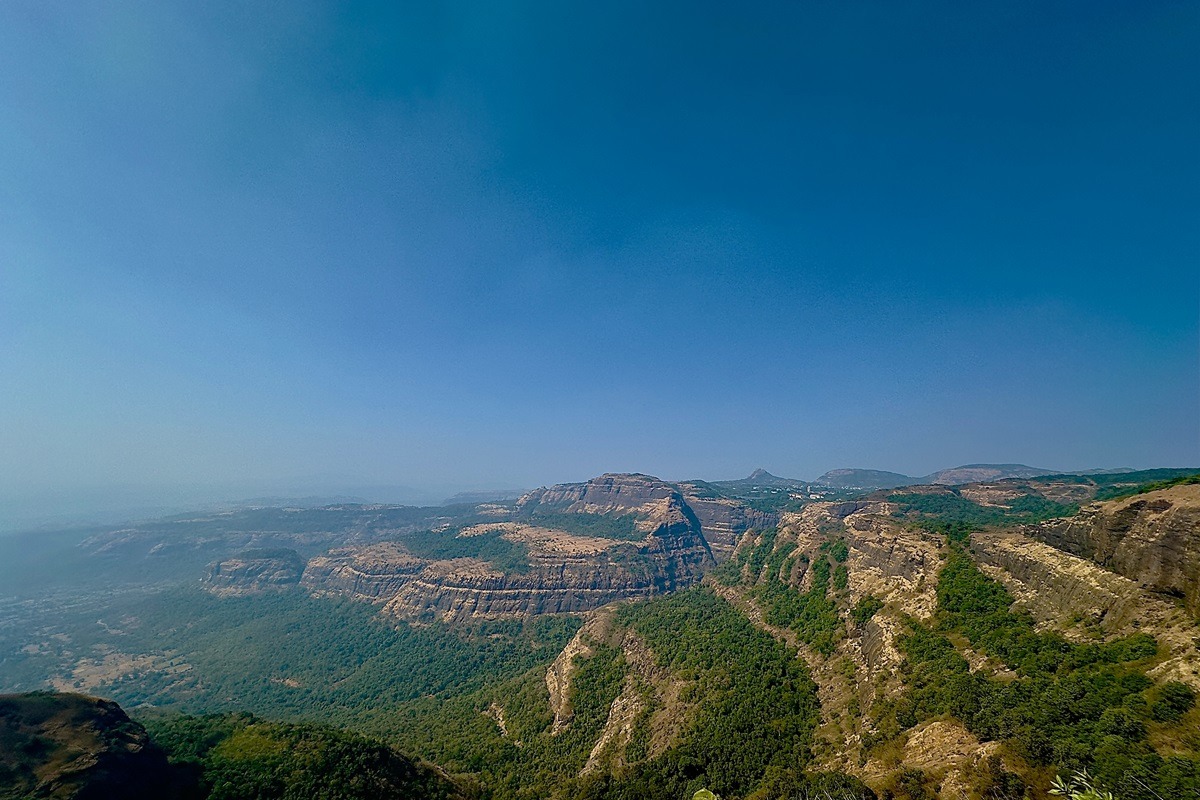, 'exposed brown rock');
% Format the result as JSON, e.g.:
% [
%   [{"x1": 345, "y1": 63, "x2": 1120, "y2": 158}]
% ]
[
  {"x1": 302, "y1": 543, "x2": 426, "y2": 603},
  {"x1": 303, "y1": 477, "x2": 716, "y2": 621},
  {"x1": 517, "y1": 473, "x2": 676, "y2": 516},
  {"x1": 0, "y1": 692, "x2": 183, "y2": 799},
  {"x1": 204, "y1": 549, "x2": 305, "y2": 596},
  {"x1": 971, "y1": 527, "x2": 1200, "y2": 689},
  {"x1": 678, "y1": 491, "x2": 779, "y2": 562},
  {"x1": 1028, "y1": 485, "x2": 1200, "y2": 614}
]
